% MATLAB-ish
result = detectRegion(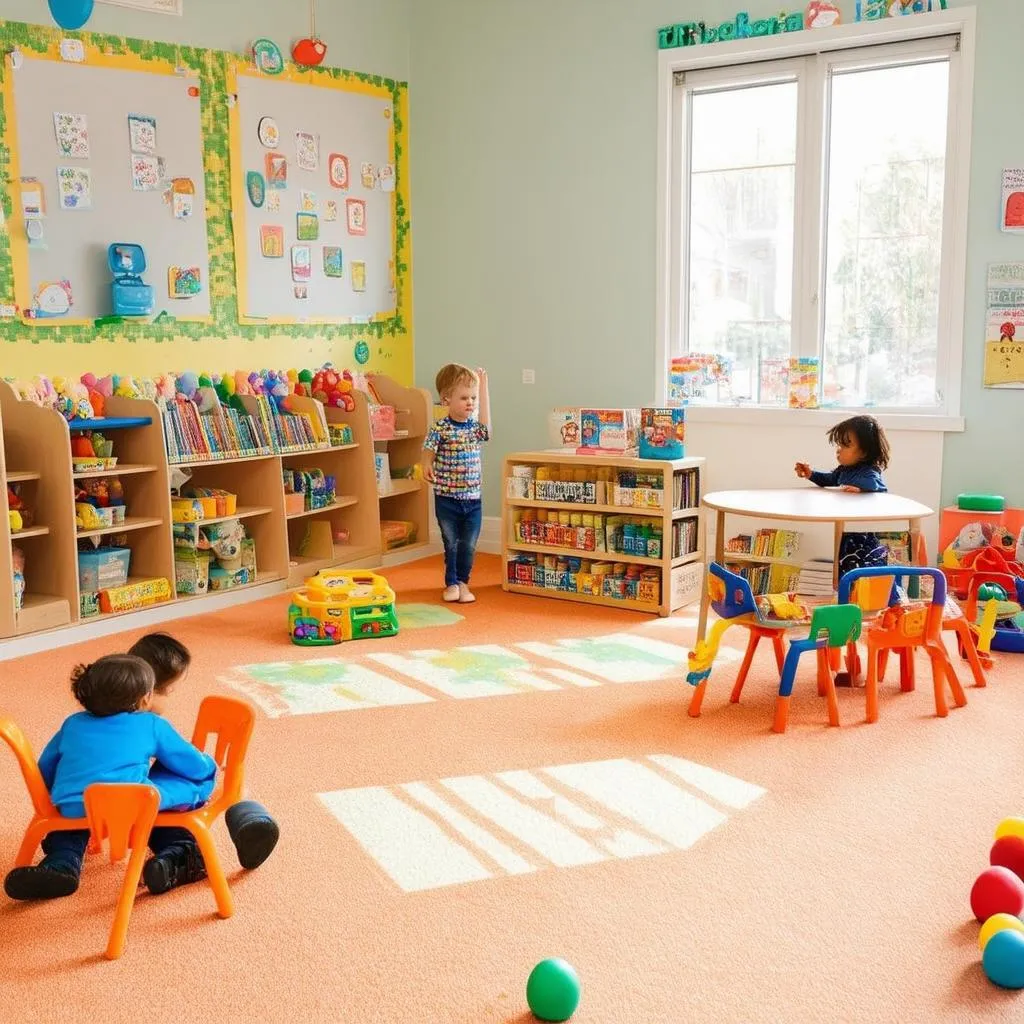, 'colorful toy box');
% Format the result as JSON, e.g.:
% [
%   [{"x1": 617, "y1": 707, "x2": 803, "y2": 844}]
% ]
[
  {"x1": 78, "y1": 546, "x2": 131, "y2": 591},
  {"x1": 639, "y1": 407, "x2": 685, "y2": 460},
  {"x1": 288, "y1": 569, "x2": 398, "y2": 645},
  {"x1": 578, "y1": 408, "x2": 640, "y2": 454},
  {"x1": 548, "y1": 408, "x2": 582, "y2": 449}
]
